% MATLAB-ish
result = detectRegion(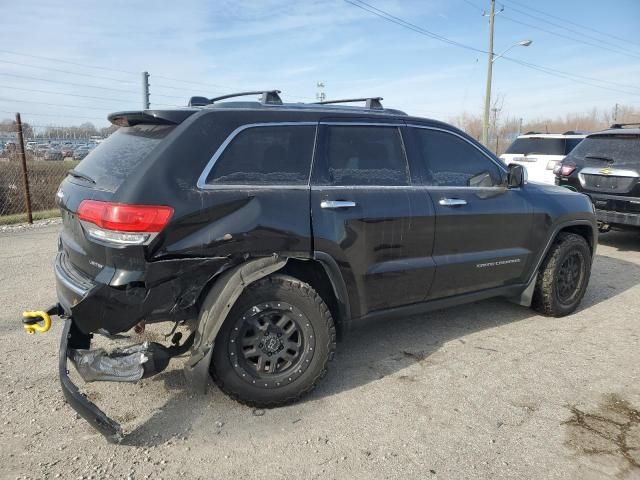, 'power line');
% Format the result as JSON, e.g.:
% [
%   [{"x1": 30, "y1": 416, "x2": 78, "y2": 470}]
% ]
[
  {"x1": 502, "y1": 0, "x2": 640, "y2": 50},
  {"x1": 153, "y1": 75, "x2": 315, "y2": 101},
  {"x1": 344, "y1": 0, "x2": 487, "y2": 54},
  {"x1": 499, "y1": 14, "x2": 640, "y2": 61},
  {"x1": 344, "y1": 0, "x2": 640, "y2": 97},
  {"x1": 460, "y1": 0, "x2": 484, "y2": 13},
  {"x1": 0, "y1": 84, "x2": 131, "y2": 103},
  {"x1": 0, "y1": 48, "x2": 138, "y2": 76},
  {"x1": 0, "y1": 97, "x2": 116, "y2": 112},
  {"x1": 0, "y1": 110, "x2": 105, "y2": 121},
  {"x1": 0, "y1": 58, "x2": 138, "y2": 84},
  {"x1": 0, "y1": 72, "x2": 188, "y2": 100},
  {"x1": 0, "y1": 72, "x2": 139, "y2": 94}
]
